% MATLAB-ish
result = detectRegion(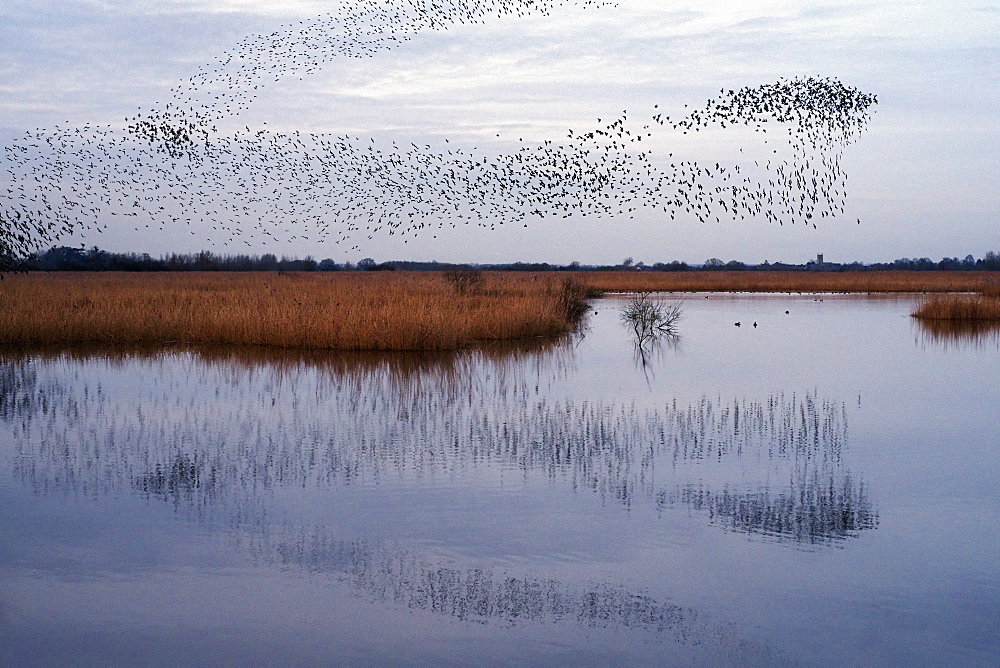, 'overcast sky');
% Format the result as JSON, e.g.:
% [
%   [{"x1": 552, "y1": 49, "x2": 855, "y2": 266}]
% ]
[{"x1": 1, "y1": 0, "x2": 997, "y2": 265}]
